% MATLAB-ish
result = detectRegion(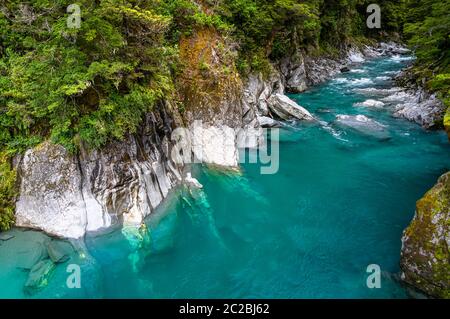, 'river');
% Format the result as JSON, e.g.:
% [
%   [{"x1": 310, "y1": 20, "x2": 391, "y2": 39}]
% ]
[{"x1": 0, "y1": 54, "x2": 449, "y2": 298}]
